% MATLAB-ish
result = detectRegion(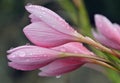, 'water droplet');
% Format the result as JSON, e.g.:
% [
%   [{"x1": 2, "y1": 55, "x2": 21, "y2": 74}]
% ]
[
  {"x1": 26, "y1": 43, "x2": 30, "y2": 45},
  {"x1": 56, "y1": 75, "x2": 61, "y2": 78},
  {"x1": 18, "y1": 51, "x2": 26, "y2": 57},
  {"x1": 41, "y1": 11, "x2": 45, "y2": 14},
  {"x1": 26, "y1": 3, "x2": 32, "y2": 6}
]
